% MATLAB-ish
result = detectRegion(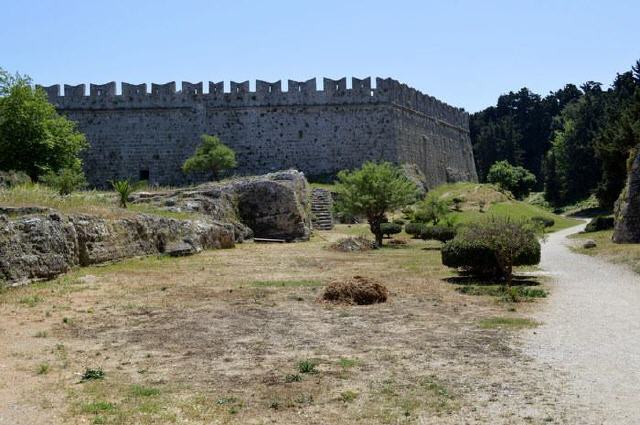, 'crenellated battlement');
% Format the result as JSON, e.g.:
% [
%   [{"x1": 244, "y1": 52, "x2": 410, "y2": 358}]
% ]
[
  {"x1": 37, "y1": 76, "x2": 476, "y2": 188},
  {"x1": 36, "y1": 77, "x2": 468, "y2": 130}
]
